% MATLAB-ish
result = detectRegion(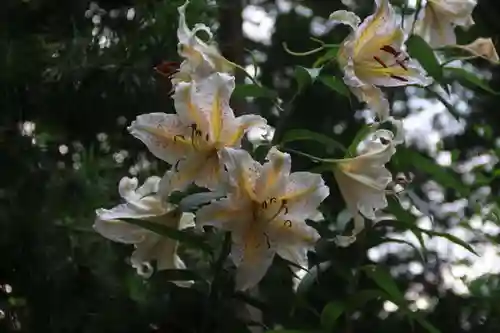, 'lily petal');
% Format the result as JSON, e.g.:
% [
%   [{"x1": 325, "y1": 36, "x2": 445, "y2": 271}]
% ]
[
  {"x1": 279, "y1": 172, "x2": 330, "y2": 220},
  {"x1": 254, "y1": 146, "x2": 291, "y2": 199},
  {"x1": 162, "y1": 152, "x2": 222, "y2": 192},
  {"x1": 191, "y1": 73, "x2": 235, "y2": 143},
  {"x1": 220, "y1": 148, "x2": 262, "y2": 200},
  {"x1": 329, "y1": 10, "x2": 361, "y2": 30},
  {"x1": 221, "y1": 114, "x2": 268, "y2": 147},
  {"x1": 128, "y1": 113, "x2": 193, "y2": 165},
  {"x1": 231, "y1": 232, "x2": 276, "y2": 291},
  {"x1": 94, "y1": 216, "x2": 147, "y2": 244},
  {"x1": 195, "y1": 195, "x2": 250, "y2": 231},
  {"x1": 334, "y1": 129, "x2": 395, "y2": 219}
]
